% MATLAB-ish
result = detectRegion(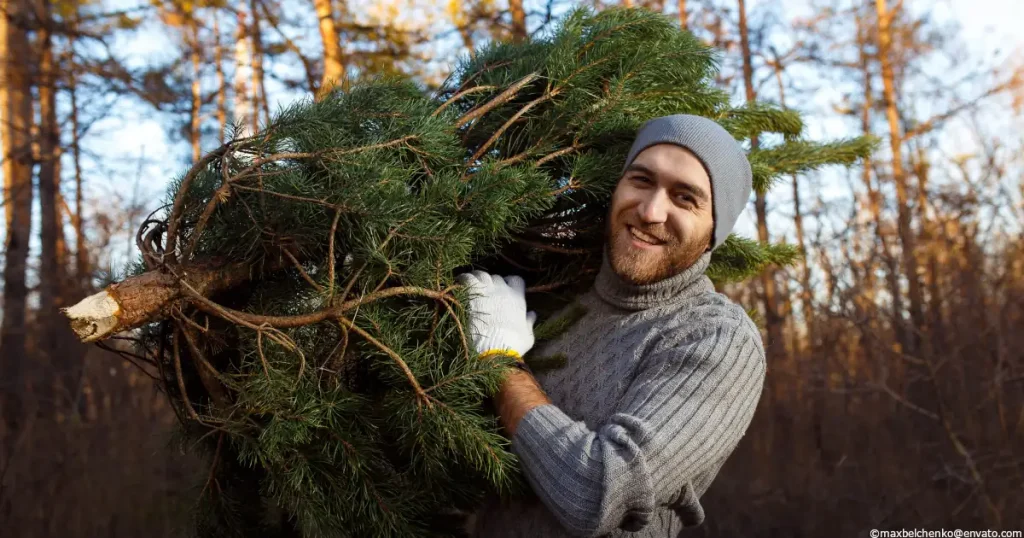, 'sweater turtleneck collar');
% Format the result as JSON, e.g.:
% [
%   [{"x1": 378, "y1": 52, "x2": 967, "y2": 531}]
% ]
[{"x1": 593, "y1": 245, "x2": 714, "y2": 311}]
